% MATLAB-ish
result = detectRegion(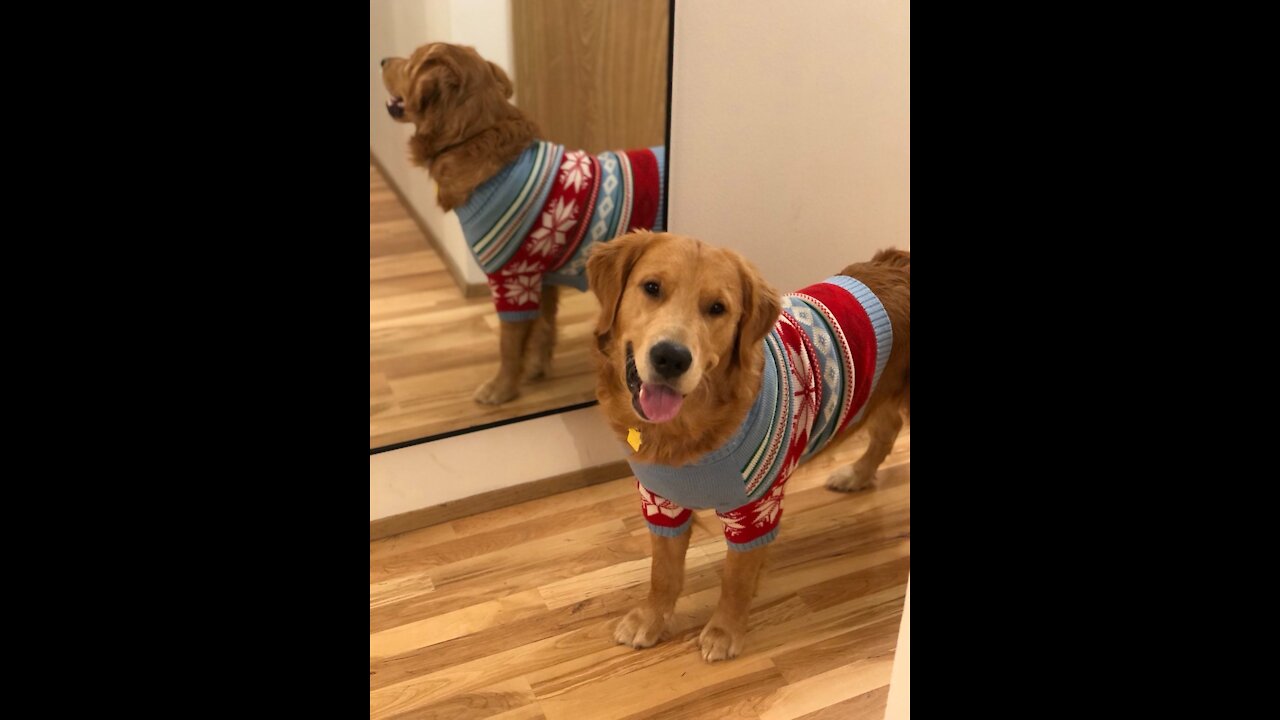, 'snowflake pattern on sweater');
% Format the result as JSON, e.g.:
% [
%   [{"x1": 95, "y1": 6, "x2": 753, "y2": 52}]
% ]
[{"x1": 454, "y1": 141, "x2": 666, "y2": 322}]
